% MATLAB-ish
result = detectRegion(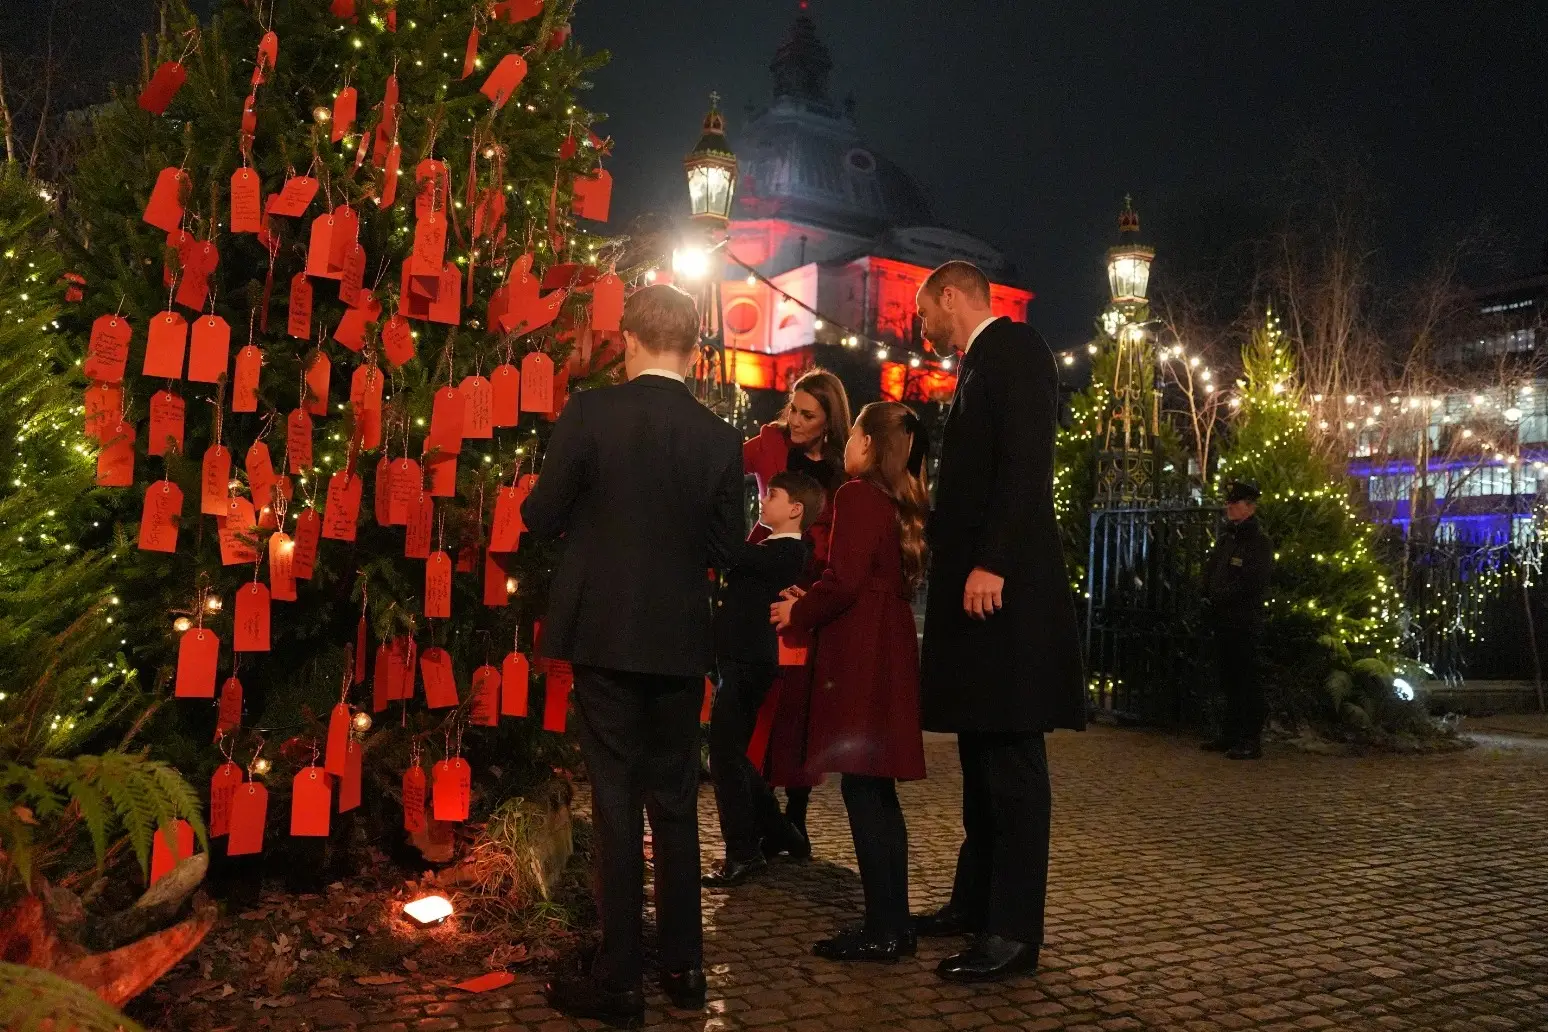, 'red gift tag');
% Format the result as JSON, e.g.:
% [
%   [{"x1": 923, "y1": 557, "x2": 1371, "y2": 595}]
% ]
[
  {"x1": 393, "y1": 638, "x2": 418, "y2": 701},
  {"x1": 471, "y1": 665, "x2": 500, "y2": 726},
  {"x1": 174, "y1": 240, "x2": 218, "y2": 312},
  {"x1": 209, "y1": 762, "x2": 243, "y2": 837},
  {"x1": 543, "y1": 662, "x2": 572, "y2": 732},
  {"x1": 427, "y1": 262, "x2": 462, "y2": 325},
  {"x1": 306, "y1": 214, "x2": 340, "y2": 279},
  {"x1": 490, "y1": 363, "x2": 520, "y2": 427},
  {"x1": 330, "y1": 205, "x2": 360, "y2": 268},
  {"x1": 405, "y1": 491, "x2": 433, "y2": 558},
  {"x1": 325, "y1": 702, "x2": 350, "y2": 775},
  {"x1": 253, "y1": 30, "x2": 278, "y2": 84},
  {"x1": 148, "y1": 390, "x2": 185, "y2": 457},
  {"x1": 286, "y1": 409, "x2": 313, "y2": 472},
  {"x1": 420, "y1": 646, "x2": 459, "y2": 708},
  {"x1": 323, "y1": 470, "x2": 362, "y2": 541},
  {"x1": 747, "y1": 687, "x2": 779, "y2": 768},
  {"x1": 489, "y1": 485, "x2": 525, "y2": 552},
  {"x1": 268, "y1": 530, "x2": 297, "y2": 601},
  {"x1": 402, "y1": 765, "x2": 427, "y2": 833},
  {"x1": 398, "y1": 260, "x2": 432, "y2": 321},
  {"x1": 456, "y1": 544, "x2": 478, "y2": 574},
  {"x1": 381, "y1": 313, "x2": 415, "y2": 368},
  {"x1": 500, "y1": 653, "x2": 529, "y2": 716},
  {"x1": 219, "y1": 497, "x2": 259, "y2": 565},
  {"x1": 84, "y1": 314, "x2": 132, "y2": 383},
  {"x1": 459, "y1": 375, "x2": 493, "y2": 439},
  {"x1": 331, "y1": 87, "x2": 357, "y2": 142},
  {"x1": 339, "y1": 739, "x2": 362, "y2": 813},
  {"x1": 389, "y1": 457, "x2": 420, "y2": 525},
  {"x1": 333, "y1": 288, "x2": 381, "y2": 351},
  {"x1": 559, "y1": 134, "x2": 578, "y2": 160},
  {"x1": 234, "y1": 582, "x2": 271, "y2": 652},
  {"x1": 432, "y1": 758, "x2": 471, "y2": 822},
  {"x1": 233, "y1": 345, "x2": 262, "y2": 412},
  {"x1": 227, "y1": 782, "x2": 268, "y2": 856},
  {"x1": 287, "y1": 272, "x2": 314, "y2": 340},
  {"x1": 428, "y1": 385, "x2": 465, "y2": 455},
  {"x1": 304, "y1": 351, "x2": 331, "y2": 416},
  {"x1": 96, "y1": 421, "x2": 135, "y2": 487},
  {"x1": 355, "y1": 616, "x2": 368, "y2": 684},
  {"x1": 138, "y1": 61, "x2": 187, "y2": 115},
  {"x1": 480, "y1": 54, "x2": 528, "y2": 108},
  {"x1": 412, "y1": 210, "x2": 447, "y2": 278},
  {"x1": 187, "y1": 314, "x2": 231, "y2": 383},
  {"x1": 591, "y1": 272, "x2": 624, "y2": 332},
  {"x1": 230, "y1": 168, "x2": 262, "y2": 234},
  {"x1": 175, "y1": 628, "x2": 219, "y2": 698},
  {"x1": 573, "y1": 168, "x2": 613, "y2": 222},
  {"x1": 216, "y1": 676, "x2": 244, "y2": 740},
  {"x1": 379, "y1": 142, "x2": 401, "y2": 207},
  {"x1": 247, "y1": 441, "x2": 277, "y2": 507},
  {"x1": 520, "y1": 352, "x2": 554, "y2": 412},
  {"x1": 143, "y1": 167, "x2": 187, "y2": 232},
  {"x1": 462, "y1": 26, "x2": 481, "y2": 78},
  {"x1": 293, "y1": 508, "x2": 320, "y2": 579},
  {"x1": 240, "y1": 92, "x2": 258, "y2": 140},
  {"x1": 497, "y1": 0, "x2": 544, "y2": 22},
  {"x1": 143, "y1": 310, "x2": 188, "y2": 379},
  {"x1": 425, "y1": 452, "x2": 457, "y2": 498},
  {"x1": 201, "y1": 445, "x2": 232, "y2": 515},
  {"x1": 150, "y1": 819, "x2": 195, "y2": 885},
  {"x1": 84, "y1": 383, "x2": 123, "y2": 442},
  {"x1": 290, "y1": 767, "x2": 331, "y2": 837},
  {"x1": 424, "y1": 550, "x2": 452, "y2": 619},
  {"x1": 483, "y1": 549, "x2": 510, "y2": 607},
  {"x1": 373, "y1": 455, "x2": 393, "y2": 525},
  {"x1": 266, "y1": 175, "x2": 319, "y2": 217},
  {"x1": 339, "y1": 243, "x2": 366, "y2": 307},
  {"x1": 350, "y1": 364, "x2": 384, "y2": 450},
  {"x1": 138, "y1": 480, "x2": 183, "y2": 552}
]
